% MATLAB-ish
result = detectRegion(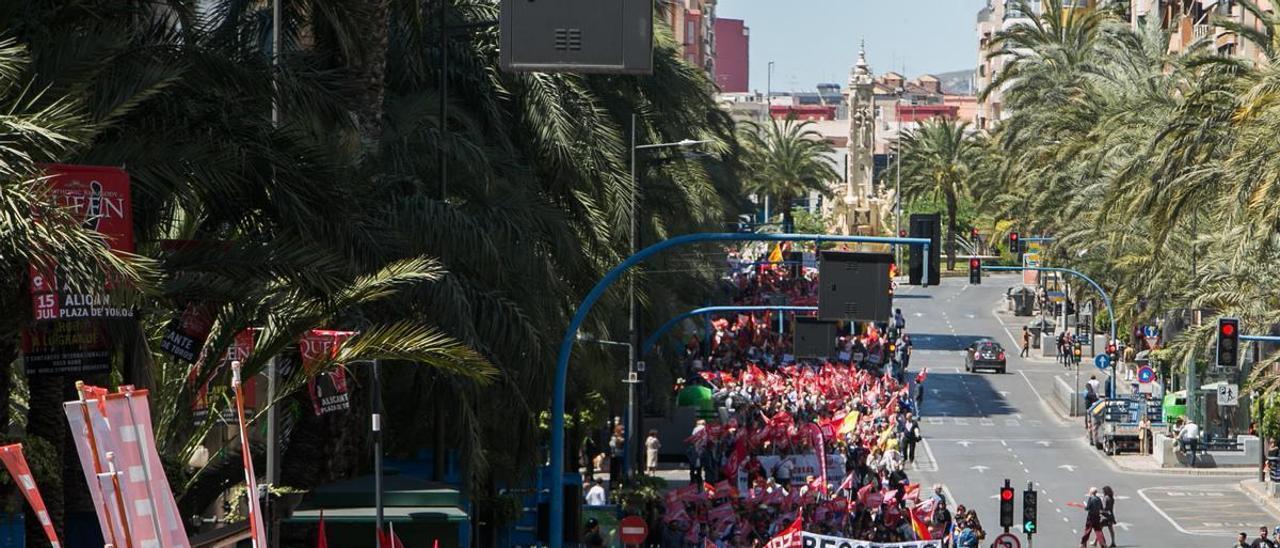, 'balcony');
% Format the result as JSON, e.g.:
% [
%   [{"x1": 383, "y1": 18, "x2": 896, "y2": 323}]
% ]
[{"x1": 1193, "y1": 23, "x2": 1212, "y2": 42}]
